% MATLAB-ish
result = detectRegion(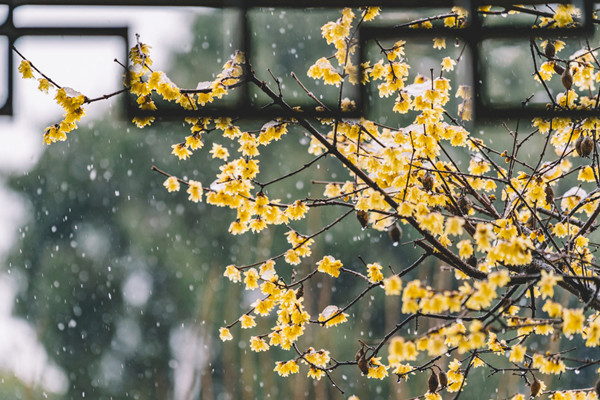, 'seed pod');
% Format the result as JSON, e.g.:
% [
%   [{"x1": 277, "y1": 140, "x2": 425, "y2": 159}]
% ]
[
  {"x1": 575, "y1": 134, "x2": 584, "y2": 156},
  {"x1": 562, "y1": 66, "x2": 573, "y2": 90},
  {"x1": 530, "y1": 377, "x2": 541, "y2": 397},
  {"x1": 357, "y1": 352, "x2": 369, "y2": 375},
  {"x1": 296, "y1": 283, "x2": 304, "y2": 299},
  {"x1": 388, "y1": 223, "x2": 402, "y2": 246},
  {"x1": 438, "y1": 370, "x2": 448, "y2": 388},
  {"x1": 545, "y1": 185, "x2": 554, "y2": 205},
  {"x1": 355, "y1": 345, "x2": 364, "y2": 361},
  {"x1": 458, "y1": 195, "x2": 472, "y2": 215},
  {"x1": 545, "y1": 41, "x2": 556, "y2": 58},
  {"x1": 553, "y1": 63, "x2": 565, "y2": 75},
  {"x1": 428, "y1": 370, "x2": 439, "y2": 393},
  {"x1": 356, "y1": 210, "x2": 369, "y2": 229},
  {"x1": 422, "y1": 172, "x2": 435, "y2": 192},
  {"x1": 579, "y1": 136, "x2": 594, "y2": 157},
  {"x1": 594, "y1": 377, "x2": 600, "y2": 398}
]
